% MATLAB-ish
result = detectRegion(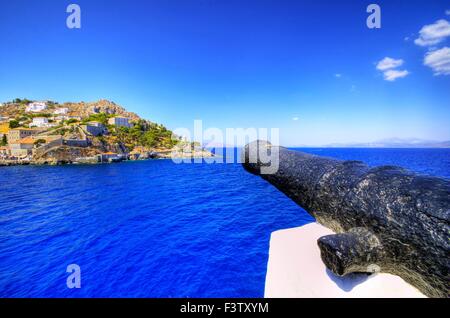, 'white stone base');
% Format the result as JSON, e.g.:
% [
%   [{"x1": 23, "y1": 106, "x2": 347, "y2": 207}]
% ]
[{"x1": 265, "y1": 223, "x2": 426, "y2": 298}]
